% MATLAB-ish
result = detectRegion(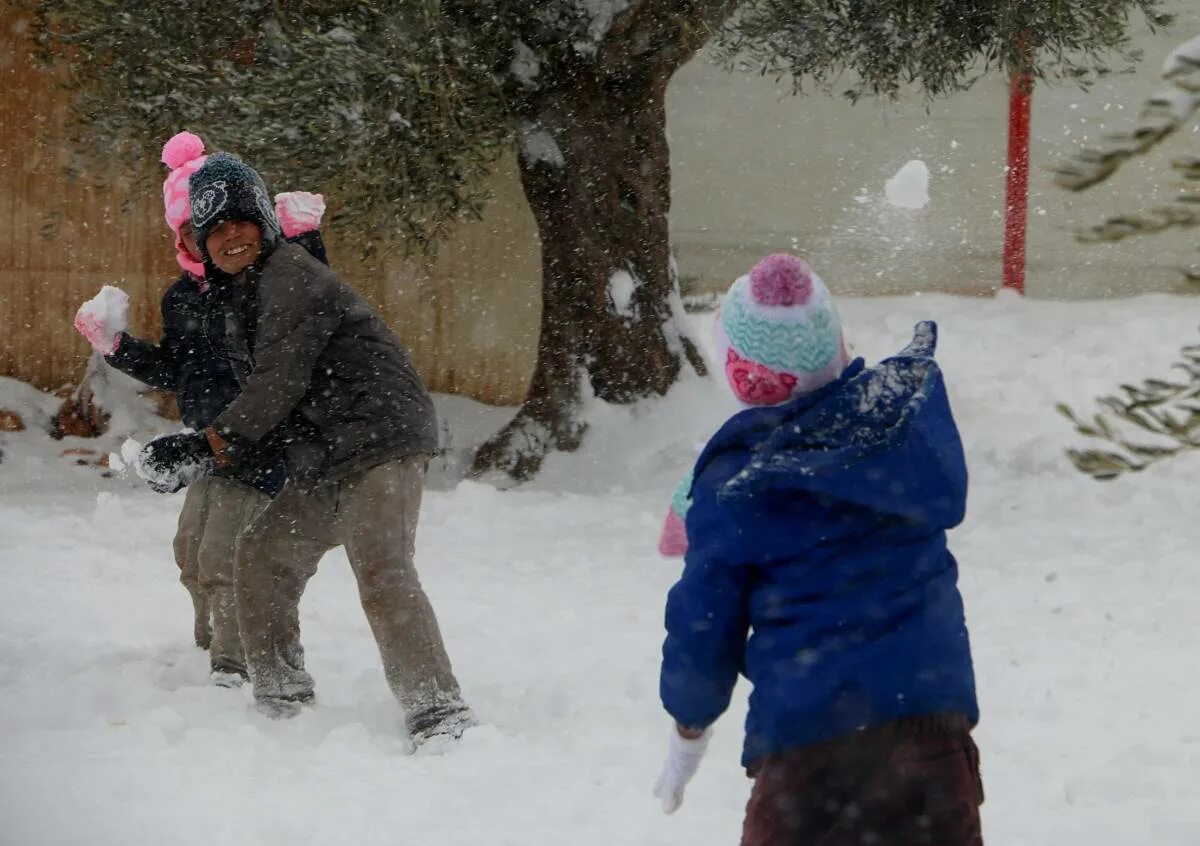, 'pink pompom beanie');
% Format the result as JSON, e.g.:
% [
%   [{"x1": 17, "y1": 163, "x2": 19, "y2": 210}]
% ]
[
  {"x1": 715, "y1": 254, "x2": 850, "y2": 406},
  {"x1": 161, "y1": 131, "x2": 209, "y2": 277}
]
